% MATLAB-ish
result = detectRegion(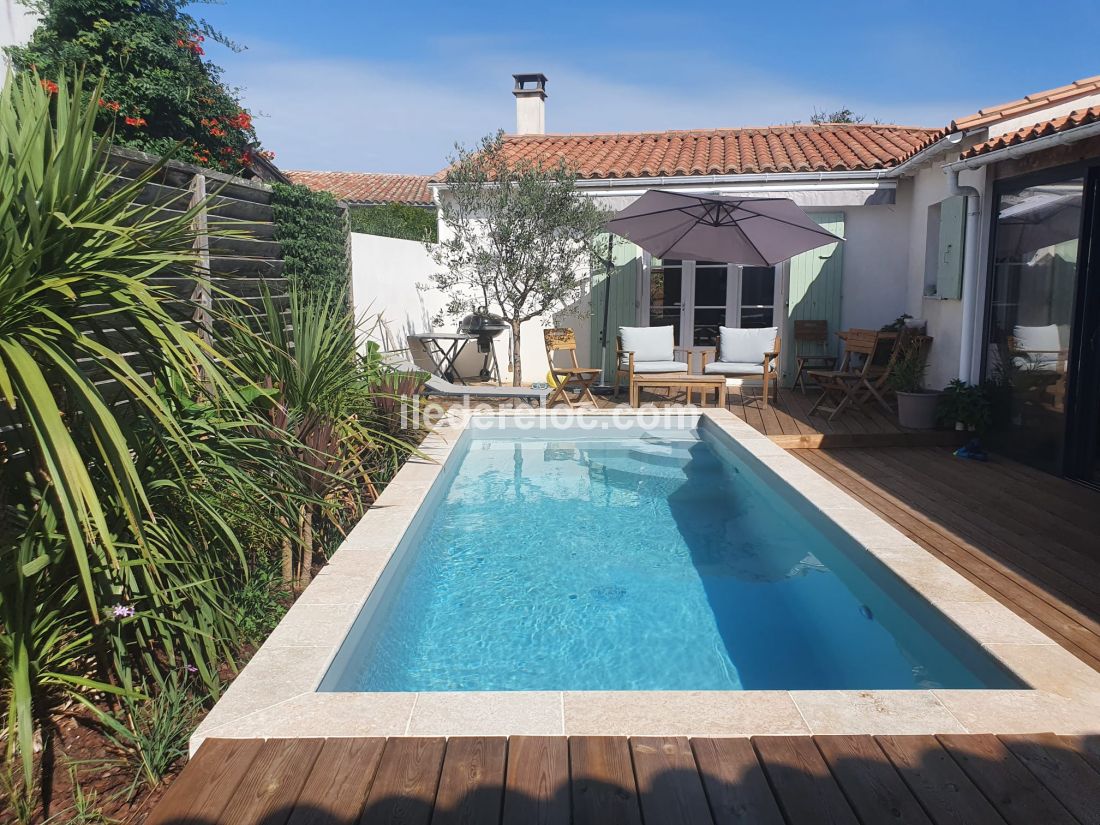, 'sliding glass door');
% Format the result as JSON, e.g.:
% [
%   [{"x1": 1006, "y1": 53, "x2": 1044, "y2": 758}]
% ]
[{"x1": 984, "y1": 162, "x2": 1100, "y2": 484}]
